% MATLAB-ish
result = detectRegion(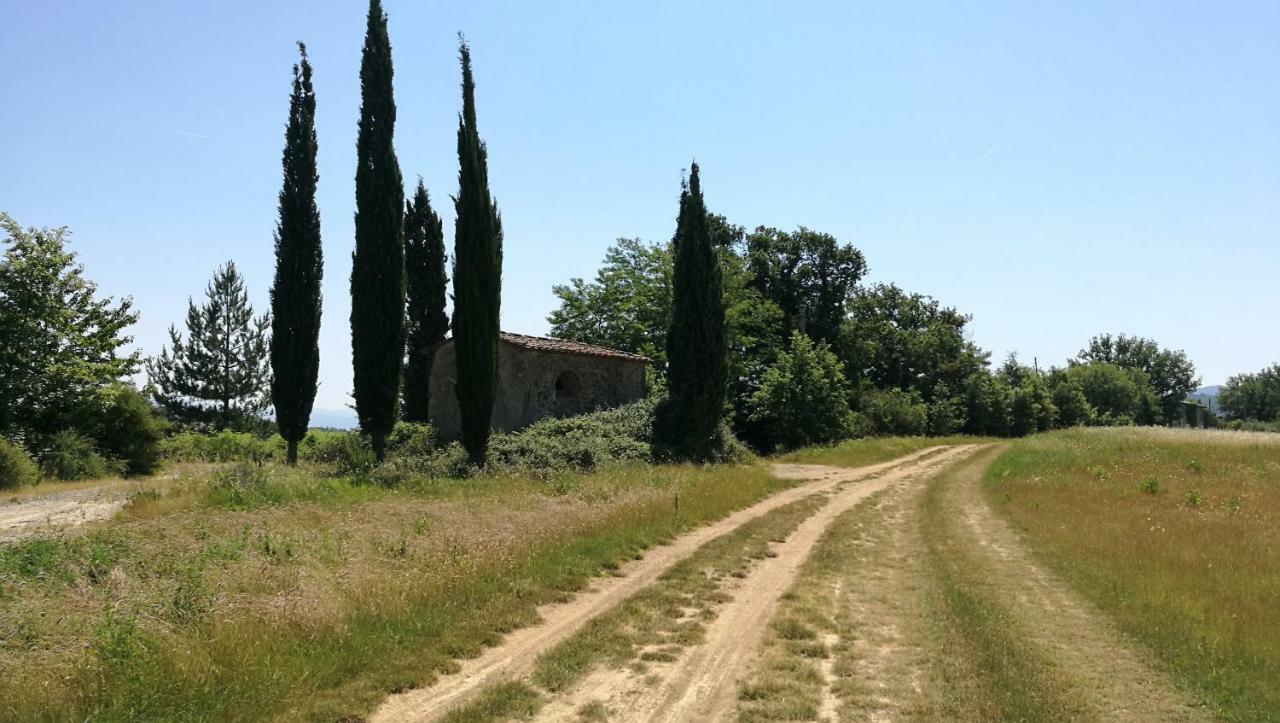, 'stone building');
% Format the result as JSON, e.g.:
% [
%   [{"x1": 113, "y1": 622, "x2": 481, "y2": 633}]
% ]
[{"x1": 426, "y1": 332, "x2": 650, "y2": 441}]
